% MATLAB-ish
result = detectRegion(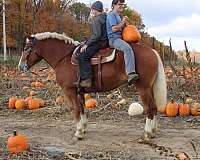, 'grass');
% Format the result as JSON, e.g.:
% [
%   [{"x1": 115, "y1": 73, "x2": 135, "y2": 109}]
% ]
[
  {"x1": 0, "y1": 55, "x2": 20, "y2": 65},
  {"x1": 0, "y1": 55, "x2": 48, "y2": 68}
]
